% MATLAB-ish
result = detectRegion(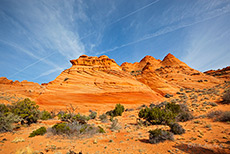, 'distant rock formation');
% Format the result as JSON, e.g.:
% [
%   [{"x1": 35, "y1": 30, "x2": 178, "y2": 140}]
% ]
[
  {"x1": 0, "y1": 53, "x2": 226, "y2": 107},
  {"x1": 204, "y1": 66, "x2": 230, "y2": 80}
]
